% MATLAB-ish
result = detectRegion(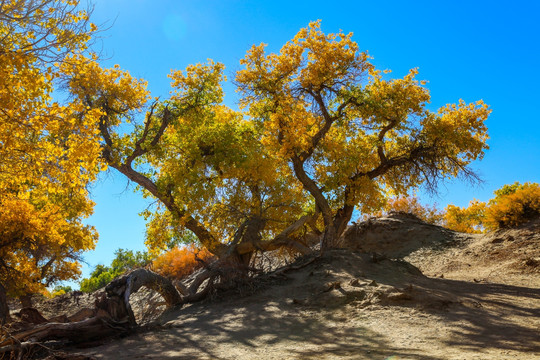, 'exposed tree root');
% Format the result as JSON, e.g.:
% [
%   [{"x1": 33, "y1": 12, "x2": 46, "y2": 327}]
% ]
[{"x1": 0, "y1": 242, "x2": 316, "y2": 358}]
